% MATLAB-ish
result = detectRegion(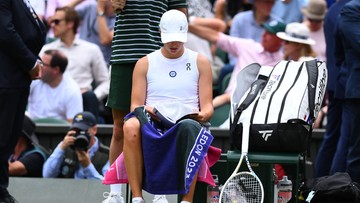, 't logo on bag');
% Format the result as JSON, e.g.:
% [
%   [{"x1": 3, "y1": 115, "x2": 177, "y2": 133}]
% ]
[{"x1": 259, "y1": 130, "x2": 273, "y2": 141}]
